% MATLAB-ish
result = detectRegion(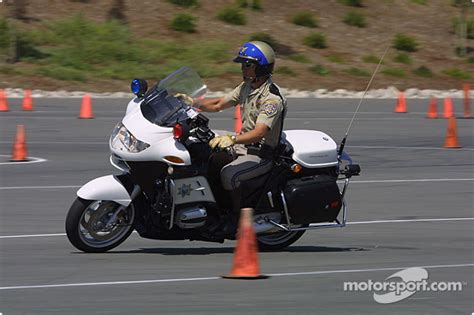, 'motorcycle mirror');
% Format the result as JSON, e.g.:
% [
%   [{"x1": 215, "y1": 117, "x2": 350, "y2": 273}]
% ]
[{"x1": 131, "y1": 78, "x2": 148, "y2": 97}]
